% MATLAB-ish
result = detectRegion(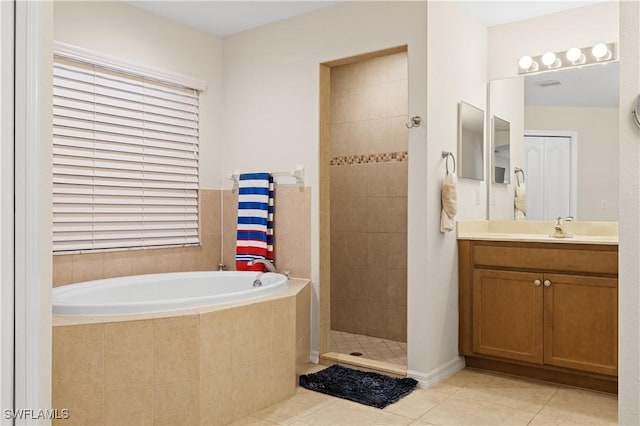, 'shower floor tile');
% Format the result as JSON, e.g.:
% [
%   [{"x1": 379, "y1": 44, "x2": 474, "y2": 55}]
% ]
[{"x1": 330, "y1": 330, "x2": 407, "y2": 366}]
